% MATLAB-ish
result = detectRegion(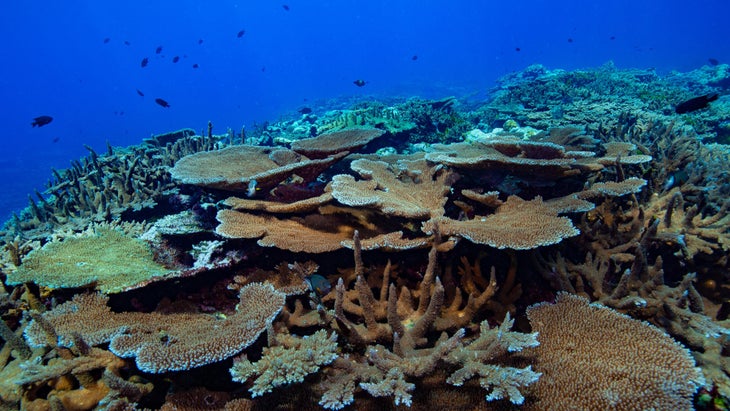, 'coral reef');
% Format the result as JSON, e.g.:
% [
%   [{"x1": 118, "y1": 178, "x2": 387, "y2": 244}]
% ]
[{"x1": 1, "y1": 63, "x2": 729, "y2": 409}]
